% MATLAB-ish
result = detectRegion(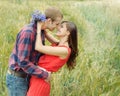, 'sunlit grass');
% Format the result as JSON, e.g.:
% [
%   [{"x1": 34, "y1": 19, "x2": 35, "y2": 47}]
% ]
[{"x1": 0, "y1": 0, "x2": 120, "y2": 96}]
